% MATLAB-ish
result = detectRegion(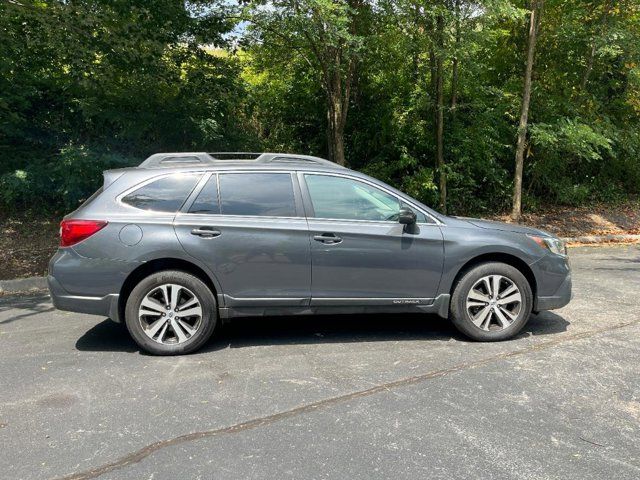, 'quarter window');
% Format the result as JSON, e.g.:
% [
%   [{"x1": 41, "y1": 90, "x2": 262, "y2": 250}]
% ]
[
  {"x1": 304, "y1": 174, "x2": 427, "y2": 222},
  {"x1": 122, "y1": 174, "x2": 201, "y2": 212},
  {"x1": 218, "y1": 173, "x2": 296, "y2": 217},
  {"x1": 189, "y1": 175, "x2": 220, "y2": 214}
]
